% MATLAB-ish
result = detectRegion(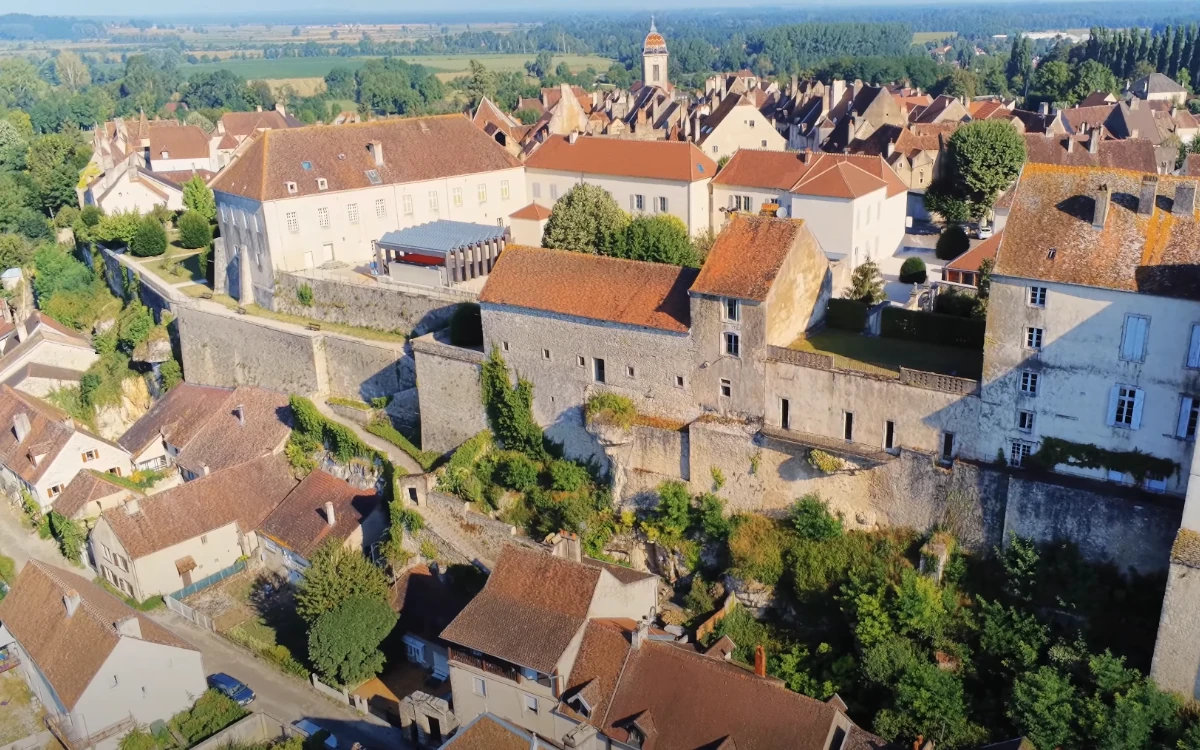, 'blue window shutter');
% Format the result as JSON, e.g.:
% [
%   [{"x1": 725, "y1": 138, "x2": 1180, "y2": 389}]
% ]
[
  {"x1": 1189, "y1": 324, "x2": 1200, "y2": 367},
  {"x1": 1177, "y1": 396, "x2": 1194, "y2": 438},
  {"x1": 1131, "y1": 388, "x2": 1145, "y2": 430},
  {"x1": 1106, "y1": 385, "x2": 1119, "y2": 426}
]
